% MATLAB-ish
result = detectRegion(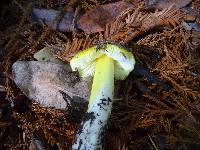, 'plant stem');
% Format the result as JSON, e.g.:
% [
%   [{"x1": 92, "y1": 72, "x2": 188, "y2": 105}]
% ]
[{"x1": 72, "y1": 55, "x2": 114, "y2": 150}]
